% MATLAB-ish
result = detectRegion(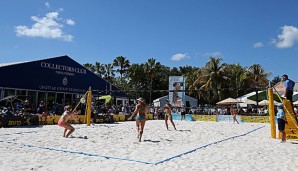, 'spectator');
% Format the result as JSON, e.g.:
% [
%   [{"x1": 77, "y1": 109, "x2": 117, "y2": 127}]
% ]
[
  {"x1": 24, "y1": 100, "x2": 32, "y2": 114},
  {"x1": 15, "y1": 101, "x2": 23, "y2": 112},
  {"x1": 218, "y1": 108, "x2": 224, "y2": 115},
  {"x1": 37, "y1": 101, "x2": 46, "y2": 114}
]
